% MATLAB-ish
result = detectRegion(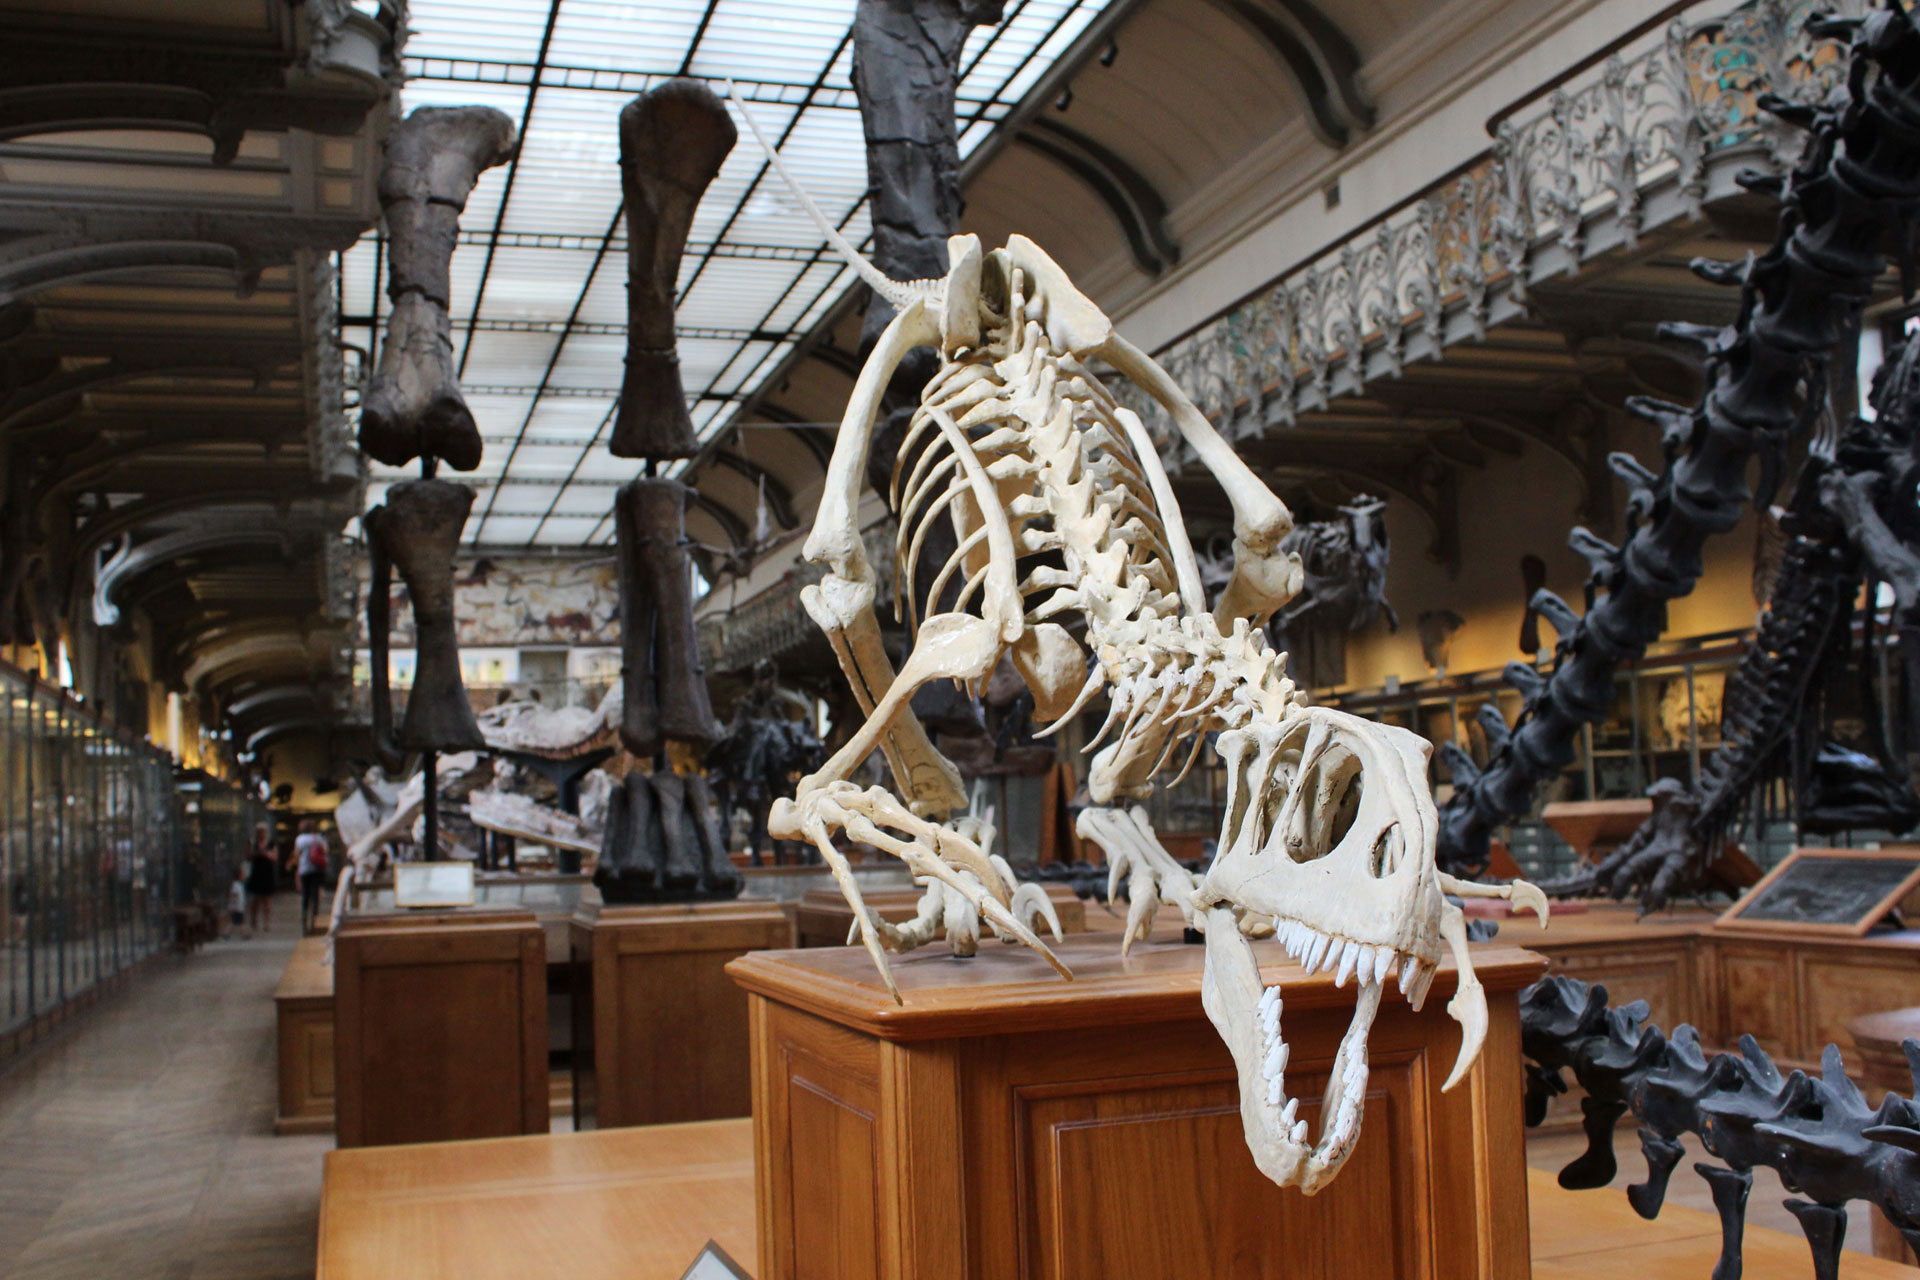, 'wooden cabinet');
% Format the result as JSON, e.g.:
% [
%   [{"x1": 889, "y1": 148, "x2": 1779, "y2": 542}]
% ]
[
  {"x1": 274, "y1": 936, "x2": 336, "y2": 1135},
  {"x1": 333, "y1": 909, "x2": 549, "y2": 1149},
  {"x1": 729, "y1": 931, "x2": 1545, "y2": 1280},
  {"x1": 791, "y1": 885, "x2": 1085, "y2": 949},
  {"x1": 570, "y1": 900, "x2": 793, "y2": 1128}
]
